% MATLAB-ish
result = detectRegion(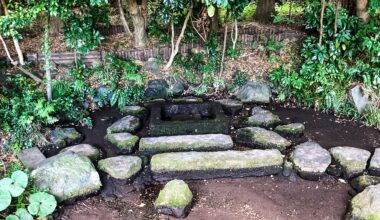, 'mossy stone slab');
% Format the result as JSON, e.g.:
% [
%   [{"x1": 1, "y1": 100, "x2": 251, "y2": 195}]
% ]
[
  {"x1": 346, "y1": 184, "x2": 380, "y2": 220},
  {"x1": 31, "y1": 152, "x2": 101, "y2": 202},
  {"x1": 60, "y1": 144, "x2": 100, "y2": 161},
  {"x1": 139, "y1": 134, "x2": 233, "y2": 154},
  {"x1": 50, "y1": 128, "x2": 83, "y2": 149},
  {"x1": 107, "y1": 116, "x2": 141, "y2": 134},
  {"x1": 329, "y1": 146, "x2": 371, "y2": 179},
  {"x1": 98, "y1": 156, "x2": 142, "y2": 180},
  {"x1": 151, "y1": 150, "x2": 284, "y2": 181},
  {"x1": 246, "y1": 107, "x2": 281, "y2": 128},
  {"x1": 105, "y1": 133, "x2": 139, "y2": 154},
  {"x1": 275, "y1": 123, "x2": 305, "y2": 138},
  {"x1": 290, "y1": 141, "x2": 331, "y2": 180},
  {"x1": 215, "y1": 99, "x2": 243, "y2": 116},
  {"x1": 236, "y1": 127, "x2": 291, "y2": 151},
  {"x1": 154, "y1": 179, "x2": 193, "y2": 218},
  {"x1": 120, "y1": 106, "x2": 148, "y2": 119}
]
